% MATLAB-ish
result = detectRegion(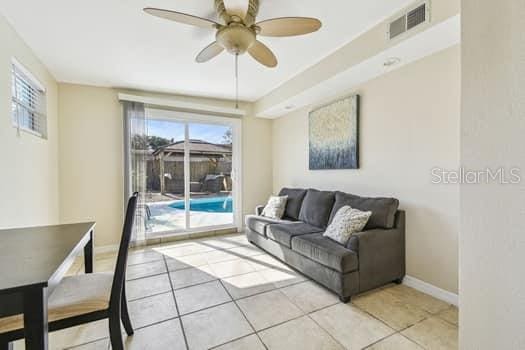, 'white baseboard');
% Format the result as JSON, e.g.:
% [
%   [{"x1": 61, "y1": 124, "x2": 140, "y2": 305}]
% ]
[{"x1": 403, "y1": 275, "x2": 458, "y2": 306}]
